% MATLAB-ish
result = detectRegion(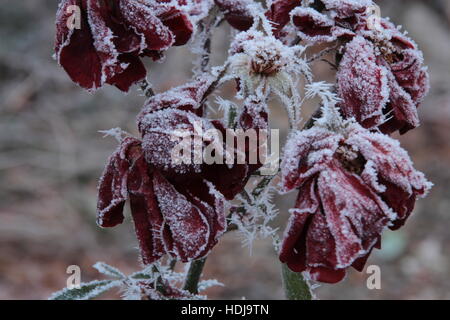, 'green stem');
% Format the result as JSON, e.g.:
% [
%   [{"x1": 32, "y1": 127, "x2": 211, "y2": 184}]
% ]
[
  {"x1": 281, "y1": 264, "x2": 312, "y2": 300},
  {"x1": 183, "y1": 258, "x2": 207, "y2": 294}
]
